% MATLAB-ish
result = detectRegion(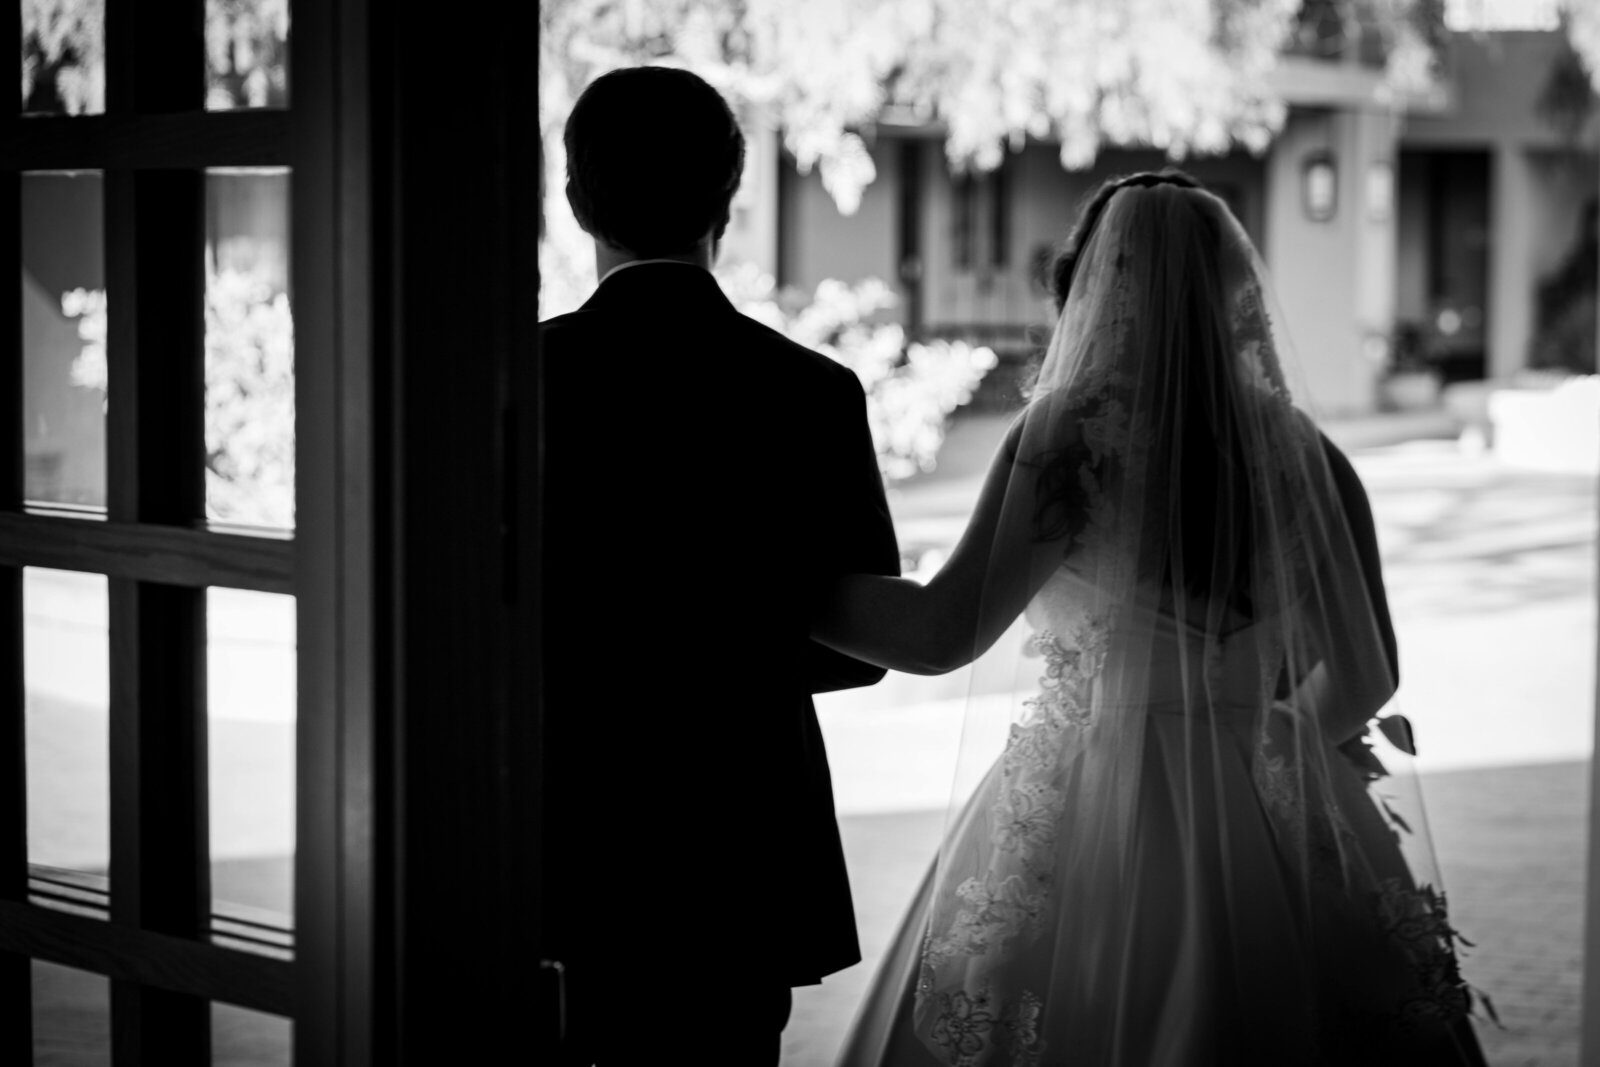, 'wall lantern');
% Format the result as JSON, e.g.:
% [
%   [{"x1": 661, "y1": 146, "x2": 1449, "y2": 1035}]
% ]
[{"x1": 1302, "y1": 151, "x2": 1338, "y2": 223}]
